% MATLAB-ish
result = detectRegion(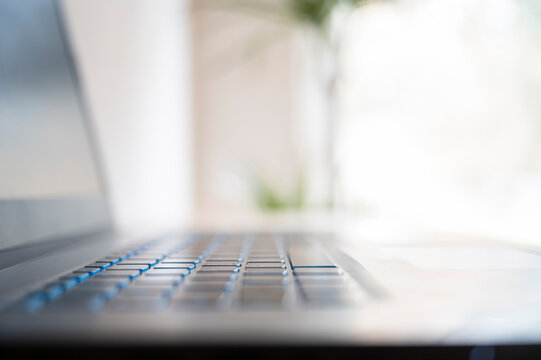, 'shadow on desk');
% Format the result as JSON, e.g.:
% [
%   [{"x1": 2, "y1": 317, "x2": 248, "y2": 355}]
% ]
[{"x1": 1, "y1": 345, "x2": 540, "y2": 360}]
